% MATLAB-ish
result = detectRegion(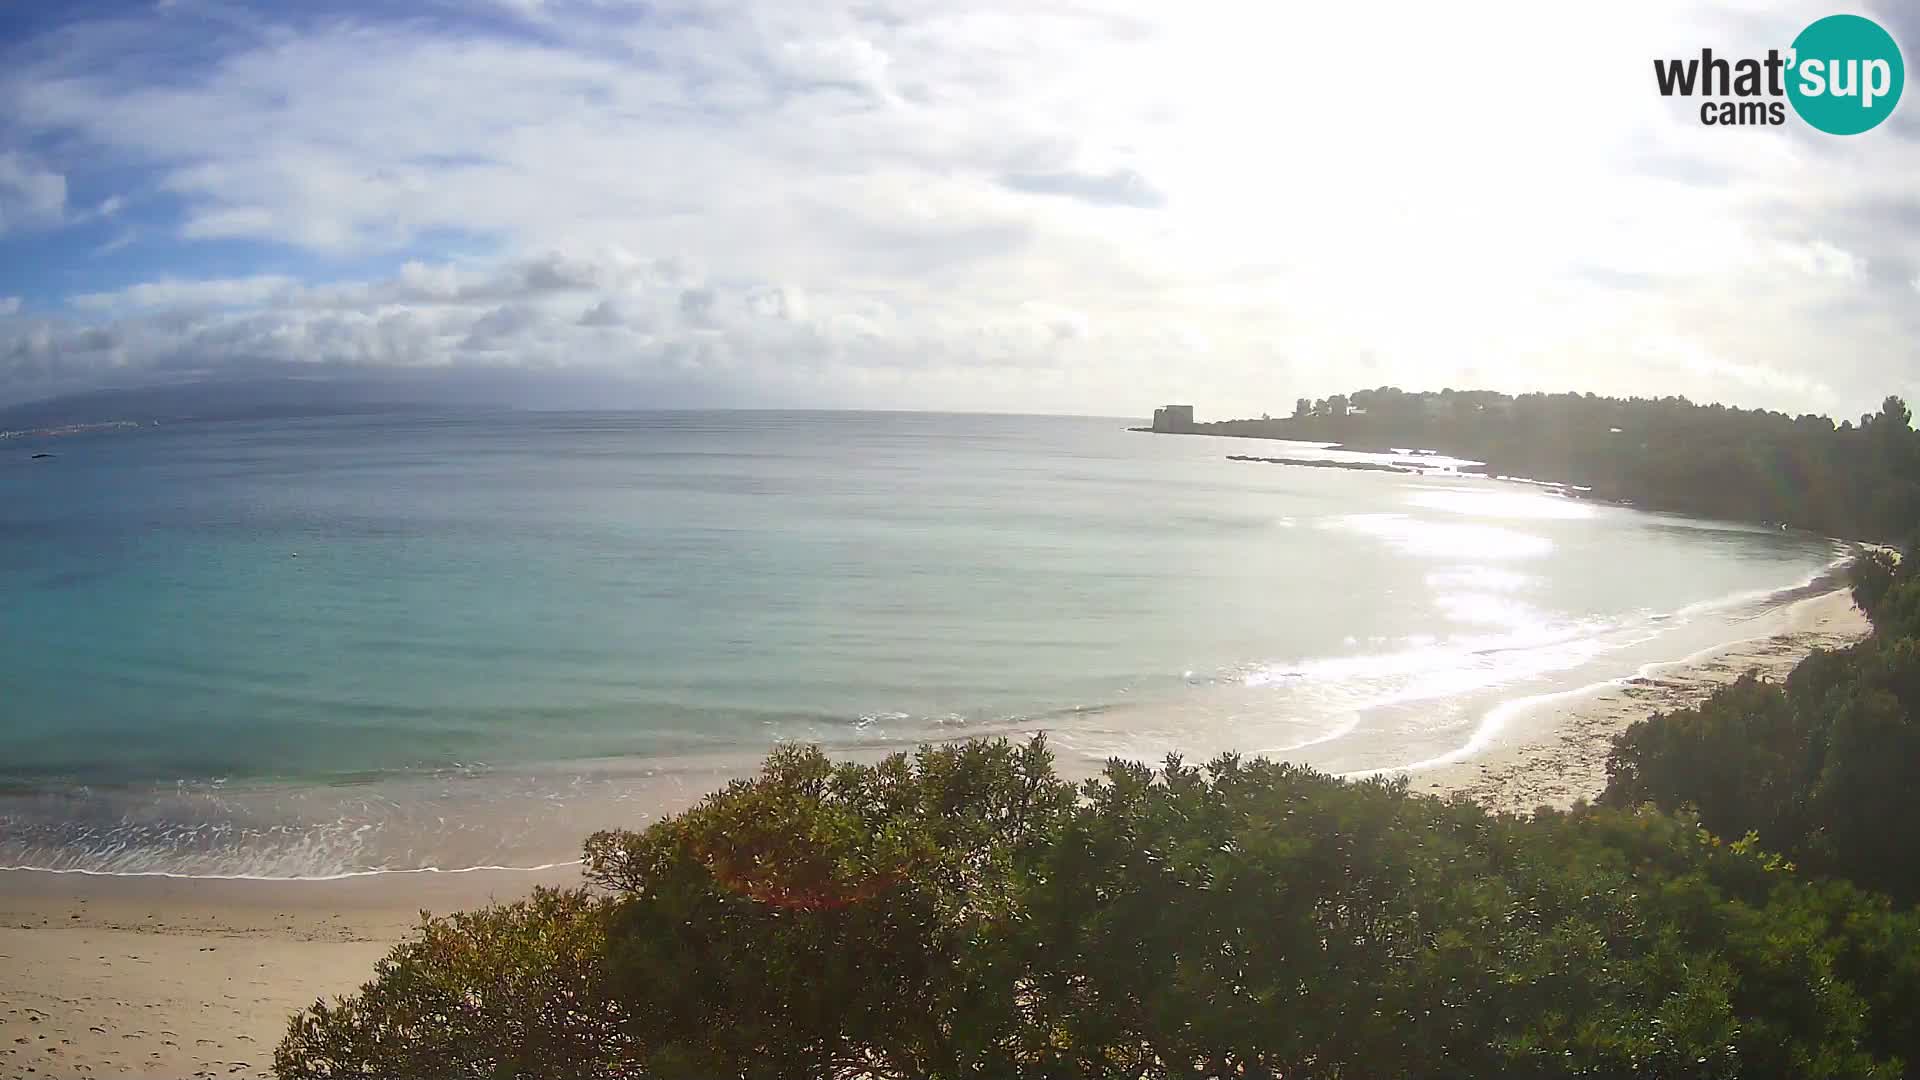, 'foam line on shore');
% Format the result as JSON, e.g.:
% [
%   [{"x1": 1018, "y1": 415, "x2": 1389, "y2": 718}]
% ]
[
  {"x1": 0, "y1": 858, "x2": 584, "y2": 883},
  {"x1": 1344, "y1": 577, "x2": 1863, "y2": 783},
  {"x1": 1376, "y1": 586, "x2": 1869, "y2": 813}
]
